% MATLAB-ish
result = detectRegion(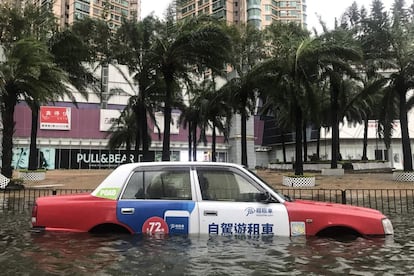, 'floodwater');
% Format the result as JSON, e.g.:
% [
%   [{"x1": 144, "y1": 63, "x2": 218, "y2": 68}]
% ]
[{"x1": 0, "y1": 212, "x2": 413, "y2": 275}]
